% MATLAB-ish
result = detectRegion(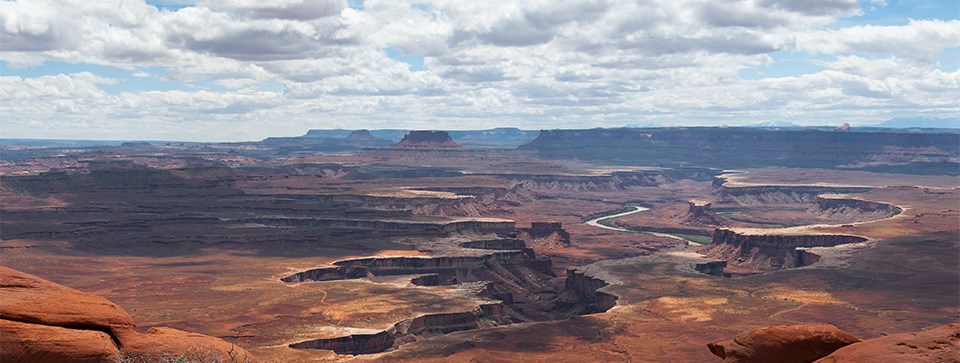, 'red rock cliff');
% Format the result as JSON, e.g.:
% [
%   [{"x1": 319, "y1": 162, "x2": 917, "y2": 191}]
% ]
[{"x1": 701, "y1": 228, "x2": 867, "y2": 270}]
